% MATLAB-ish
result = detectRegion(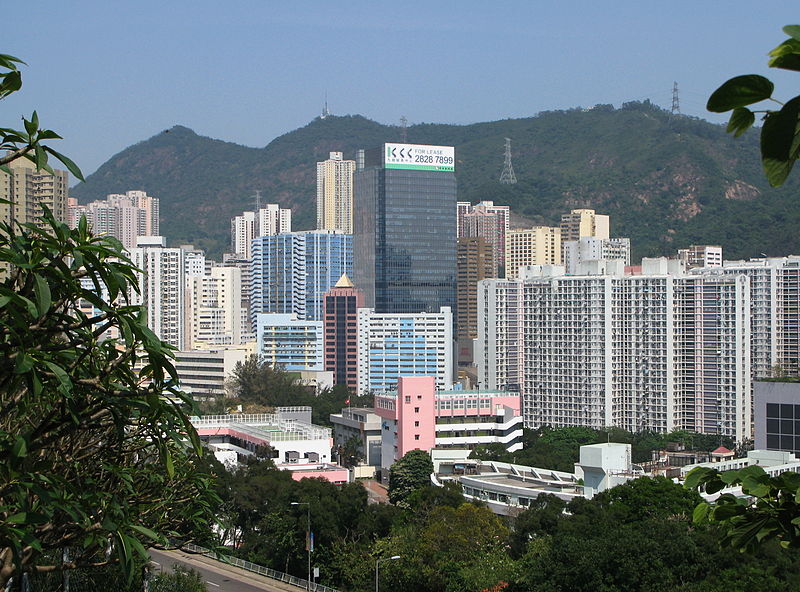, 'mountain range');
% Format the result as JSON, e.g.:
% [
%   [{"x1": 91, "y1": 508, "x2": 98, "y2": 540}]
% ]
[{"x1": 71, "y1": 101, "x2": 800, "y2": 261}]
